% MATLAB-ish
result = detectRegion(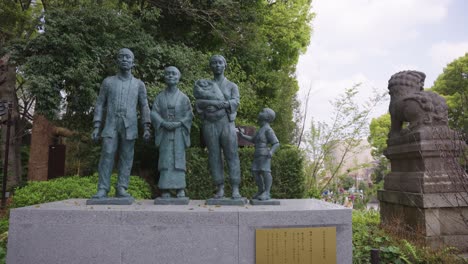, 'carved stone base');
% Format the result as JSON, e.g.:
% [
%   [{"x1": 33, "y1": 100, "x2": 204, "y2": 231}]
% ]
[
  {"x1": 380, "y1": 126, "x2": 468, "y2": 252},
  {"x1": 206, "y1": 197, "x2": 248, "y2": 206},
  {"x1": 86, "y1": 197, "x2": 134, "y2": 205},
  {"x1": 154, "y1": 197, "x2": 190, "y2": 205},
  {"x1": 250, "y1": 199, "x2": 280, "y2": 205},
  {"x1": 379, "y1": 190, "x2": 468, "y2": 252},
  {"x1": 384, "y1": 130, "x2": 466, "y2": 194}
]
